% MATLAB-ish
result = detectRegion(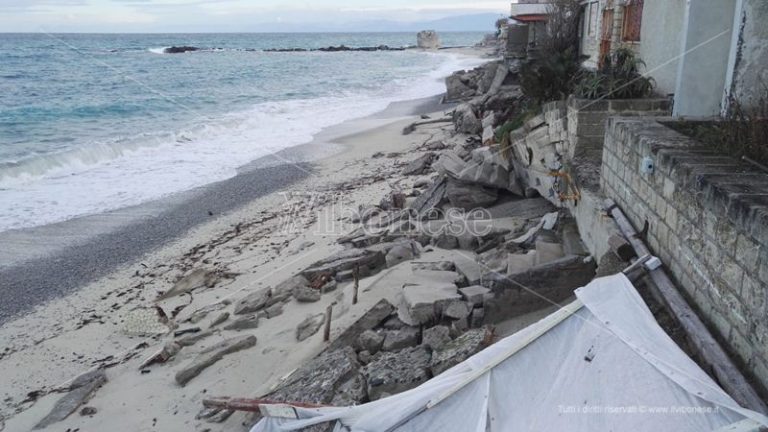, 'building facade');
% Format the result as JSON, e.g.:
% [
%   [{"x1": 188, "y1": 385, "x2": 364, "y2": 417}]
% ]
[{"x1": 576, "y1": 0, "x2": 768, "y2": 117}]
